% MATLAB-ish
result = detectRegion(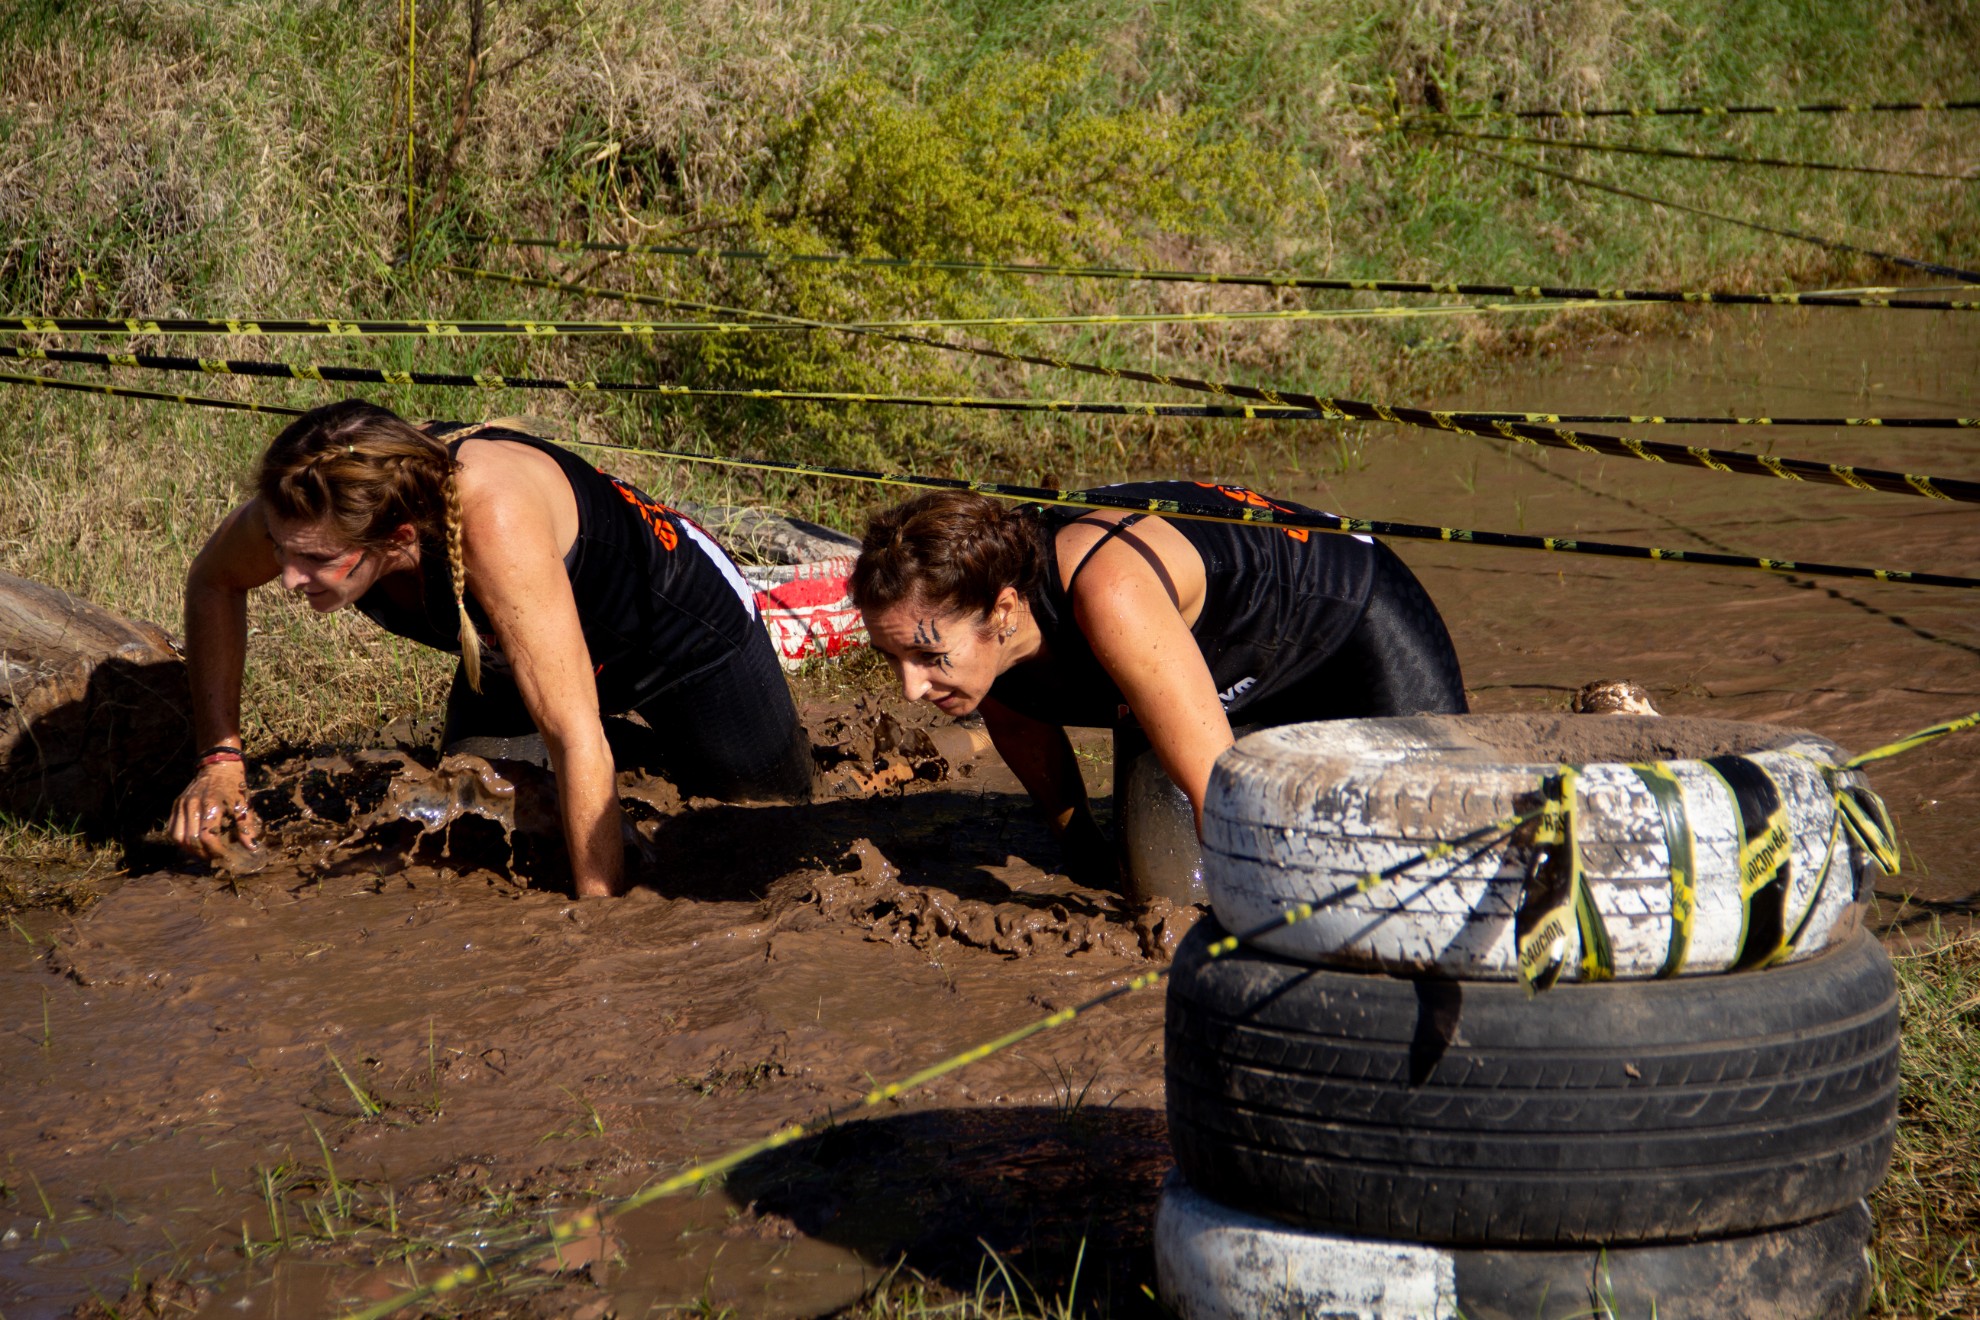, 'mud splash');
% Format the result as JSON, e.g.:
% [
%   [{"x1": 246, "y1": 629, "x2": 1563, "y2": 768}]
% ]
[{"x1": 209, "y1": 749, "x2": 570, "y2": 881}]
